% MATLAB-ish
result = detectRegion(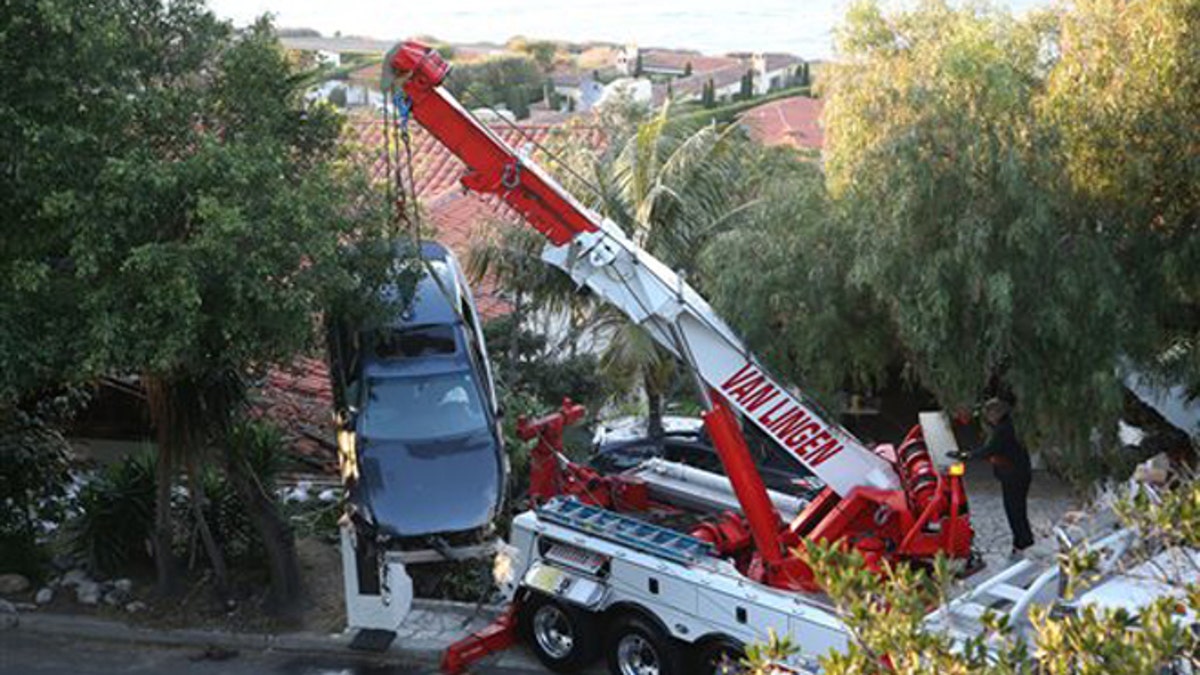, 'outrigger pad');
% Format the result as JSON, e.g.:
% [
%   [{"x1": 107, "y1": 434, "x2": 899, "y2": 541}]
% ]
[{"x1": 349, "y1": 628, "x2": 397, "y2": 652}]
